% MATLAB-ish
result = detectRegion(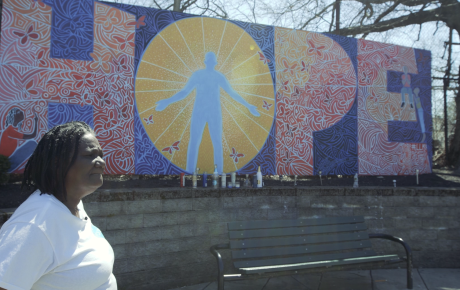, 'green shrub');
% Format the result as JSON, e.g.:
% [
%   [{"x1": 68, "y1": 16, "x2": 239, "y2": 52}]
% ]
[{"x1": 0, "y1": 154, "x2": 11, "y2": 185}]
